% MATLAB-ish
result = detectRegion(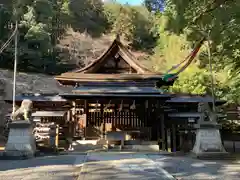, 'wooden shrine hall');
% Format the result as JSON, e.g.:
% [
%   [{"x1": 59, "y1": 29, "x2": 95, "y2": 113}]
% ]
[
  {"x1": 5, "y1": 37, "x2": 226, "y2": 152},
  {"x1": 54, "y1": 37, "x2": 176, "y2": 142}
]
